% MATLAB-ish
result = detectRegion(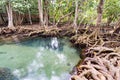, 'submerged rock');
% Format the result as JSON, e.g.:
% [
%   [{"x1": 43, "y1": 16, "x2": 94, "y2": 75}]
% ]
[{"x1": 0, "y1": 68, "x2": 18, "y2": 80}]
